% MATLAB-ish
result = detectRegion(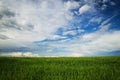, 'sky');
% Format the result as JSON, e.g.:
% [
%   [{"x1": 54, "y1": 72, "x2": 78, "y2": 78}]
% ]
[{"x1": 0, "y1": 0, "x2": 120, "y2": 57}]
